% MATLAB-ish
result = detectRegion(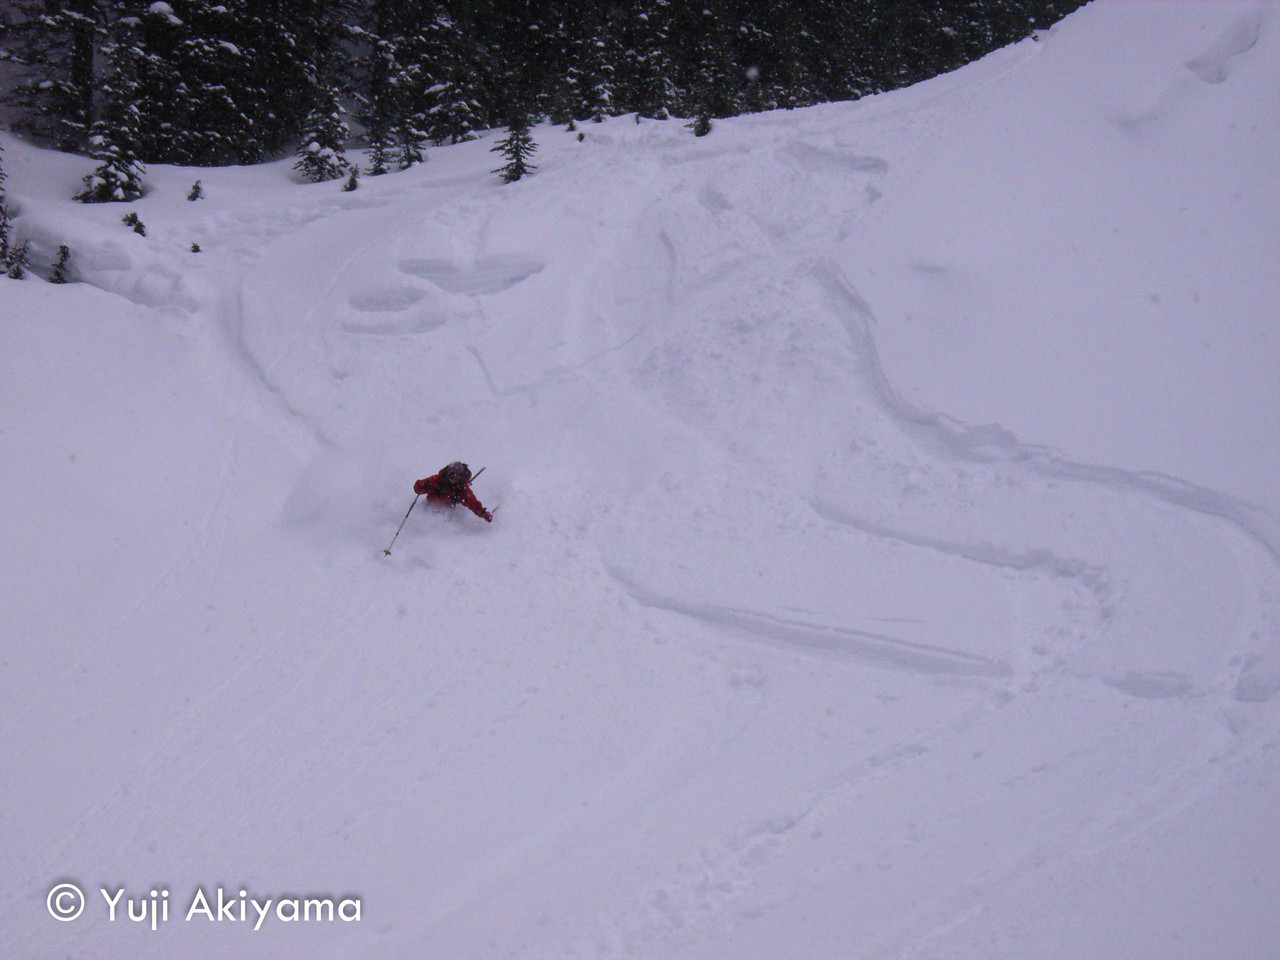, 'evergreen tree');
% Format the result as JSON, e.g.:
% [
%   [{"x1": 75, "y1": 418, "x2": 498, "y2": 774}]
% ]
[
  {"x1": 0, "y1": 0, "x2": 1092, "y2": 165},
  {"x1": 470, "y1": 0, "x2": 550, "y2": 122},
  {"x1": 619, "y1": 2, "x2": 678, "y2": 120},
  {"x1": 394, "y1": 114, "x2": 428, "y2": 169},
  {"x1": 0, "y1": 139, "x2": 10, "y2": 264},
  {"x1": 6, "y1": 240, "x2": 30, "y2": 279},
  {"x1": 690, "y1": 2, "x2": 742, "y2": 120},
  {"x1": 384, "y1": 6, "x2": 435, "y2": 164},
  {"x1": 51, "y1": 244, "x2": 72, "y2": 283},
  {"x1": 358, "y1": 32, "x2": 398, "y2": 175},
  {"x1": 490, "y1": 110, "x2": 537, "y2": 183},
  {"x1": 117, "y1": 1, "x2": 256, "y2": 165},
  {"x1": 235, "y1": 0, "x2": 335, "y2": 160},
  {"x1": 76, "y1": 112, "x2": 146, "y2": 201},
  {"x1": 294, "y1": 83, "x2": 351, "y2": 183},
  {"x1": 75, "y1": 19, "x2": 146, "y2": 203},
  {"x1": 351, "y1": 0, "x2": 438, "y2": 171},
  {"x1": 418, "y1": 11, "x2": 485, "y2": 145},
  {"x1": 538, "y1": 11, "x2": 574, "y2": 125},
  {"x1": 171, "y1": 1, "x2": 256, "y2": 163},
  {"x1": 65, "y1": 0, "x2": 338, "y2": 166},
  {"x1": 556, "y1": 12, "x2": 619, "y2": 124},
  {"x1": 2, "y1": 0, "x2": 108, "y2": 150},
  {"x1": 127, "y1": 1, "x2": 184, "y2": 160},
  {"x1": 365, "y1": 114, "x2": 395, "y2": 175},
  {"x1": 770, "y1": 3, "x2": 826, "y2": 107}
]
